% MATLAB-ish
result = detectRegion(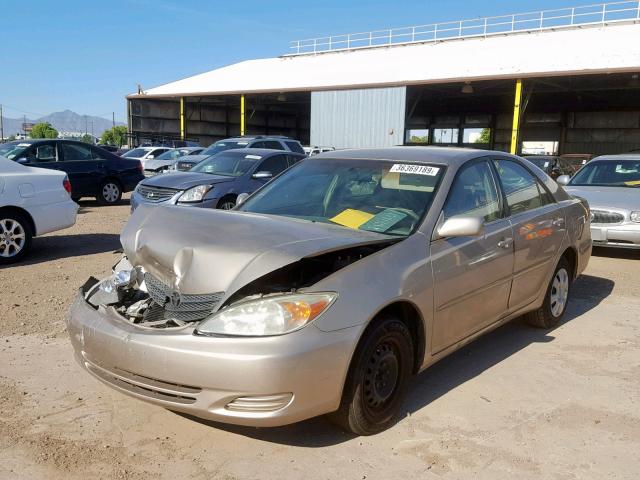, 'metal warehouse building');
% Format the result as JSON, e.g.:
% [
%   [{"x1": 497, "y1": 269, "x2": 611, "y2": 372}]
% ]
[{"x1": 127, "y1": 1, "x2": 640, "y2": 156}]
